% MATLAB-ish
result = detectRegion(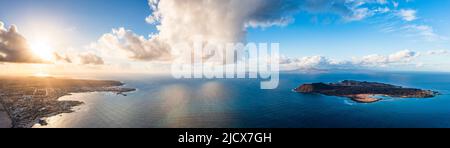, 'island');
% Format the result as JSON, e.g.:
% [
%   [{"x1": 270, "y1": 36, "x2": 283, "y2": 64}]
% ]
[
  {"x1": 295, "y1": 80, "x2": 437, "y2": 103},
  {"x1": 0, "y1": 76, "x2": 136, "y2": 128}
]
